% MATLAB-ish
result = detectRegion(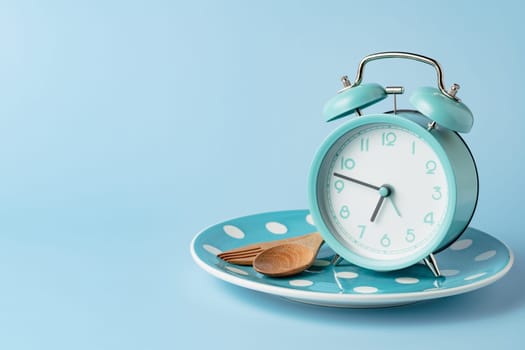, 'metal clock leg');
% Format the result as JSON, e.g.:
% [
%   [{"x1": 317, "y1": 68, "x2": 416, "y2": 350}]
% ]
[
  {"x1": 331, "y1": 254, "x2": 344, "y2": 266},
  {"x1": 423, "y1": 253, "x2": 441, "y2": 277}
]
